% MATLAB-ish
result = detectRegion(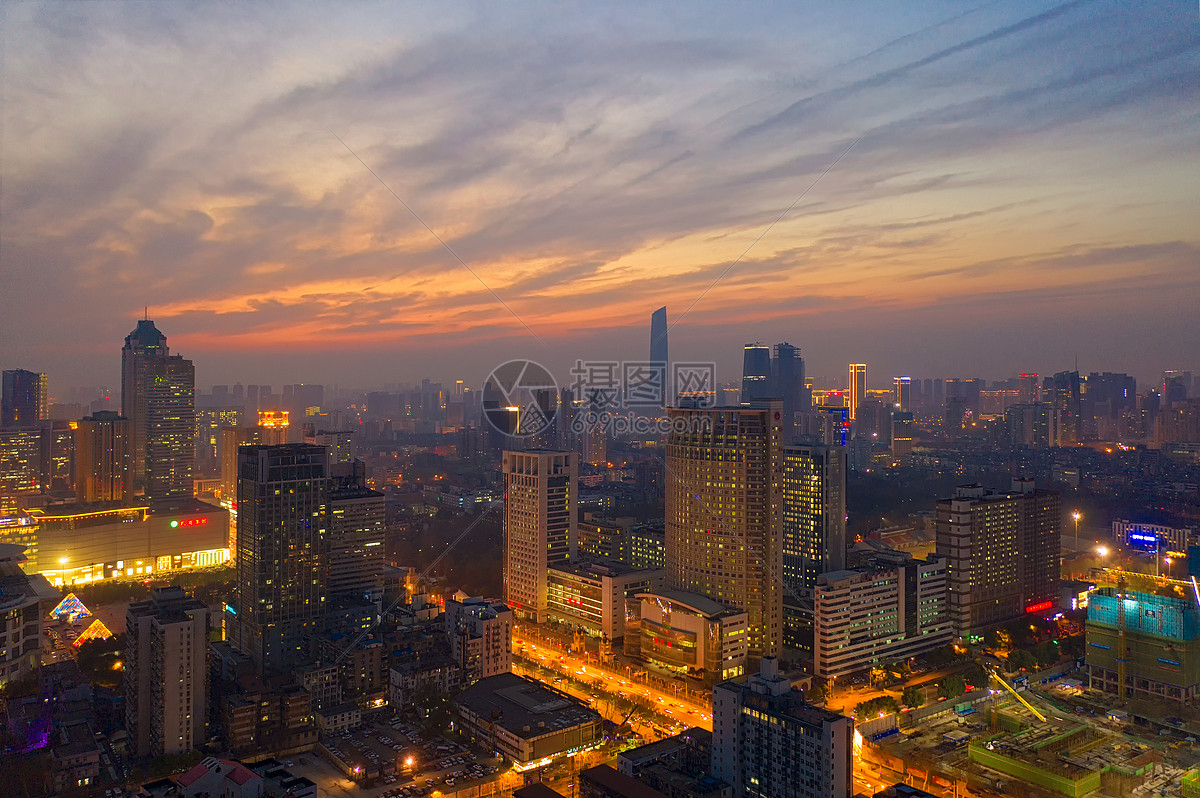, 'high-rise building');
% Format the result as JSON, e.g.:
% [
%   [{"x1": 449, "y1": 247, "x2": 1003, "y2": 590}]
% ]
[
  {"x1": 125, "y1": 586, "x2": 208, "y2": 756},
  {"x1": 892, "y1": 376, "x2": 912, "y2": 412},
  {"x1": 1163, "y1": 370, "x2": 1192, "y2": 407},
  {"x1": 741, "y1": 344, "x2": 772, "y2": 404},
  {"x1": 666, "y1": 402, "x2": 782, "y2": 661},
  {"x1": 1, "y1": 369, "x2": 47, "y2": 427},
  {"x1": 502, "y1": 450, "x2": 577, "y2": 622},
  {"x1": 121, "y1": 320, "x2": 169, "y2": 489},
  {"x1": 779, "y1": 444, "x2": 846, "y2": 655},
  {"x1": 145, "y1": 355, "x2": 195, "y2": 511},
  {"x1": 327, "y1": 482, "x2": 386, "y2": 604},
  {"x1": 650, "y1": 306, "x2": 669, "y2": 406},
  {"x1": 74, "y1": 411, "x2": 131, "y2": 503},
  {"x1": 1046, "y1": 371, "x2": 1081, "y2": 446},
  {"x1": 935, "y1": 481, "x2": 1062, "y2": 635},
  {"x1": 231, "y1": 444, "x2": 328, "y2": 675},
  {"x1": 303, "y1": 428, "x2": 357, "y2": 465},
  {"x1": 712, "y1": 658, "x2": 852, "y2": 798},
  {"x1": 812, "y1": 552, "x2": 952, "y2": 679},
  {"x1": 772, "y1": 343, "x2": 806, "y2": 441},
  {"x1": 847, "y1": 363, "x2": 866, "y2": 420},
  {"x1": 0, "y1": 427, "x2": 46, "y2": 513}
]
